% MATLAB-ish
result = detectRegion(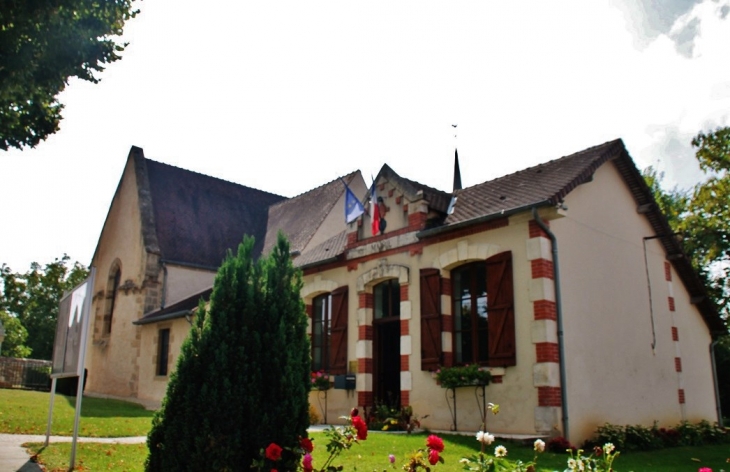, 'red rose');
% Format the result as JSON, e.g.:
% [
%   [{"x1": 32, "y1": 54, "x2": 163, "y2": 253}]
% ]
[
  {"x1": 426, "y1": 435, "x2": 444, "y2": 452},
  {"x1": 352, "y1": 415, "x2": 368, "y2": 440},
  {"x1": 265, "y1": 443, "x2": 283, "y2": 461},
  {"x1": 428, "y1": 449, "x2": 440, "y2": 465},
  {"x1": 300, "y1": 437, "x2": 314, "y2": 453}
]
